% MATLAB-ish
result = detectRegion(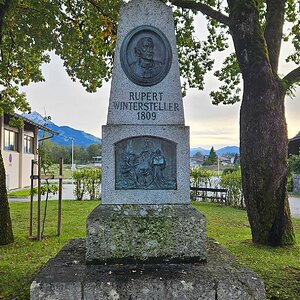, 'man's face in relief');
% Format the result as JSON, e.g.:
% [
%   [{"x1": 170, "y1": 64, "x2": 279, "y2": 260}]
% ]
[{"x1": 138, "y1": 38, "x2": 154, "y2": 61}]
